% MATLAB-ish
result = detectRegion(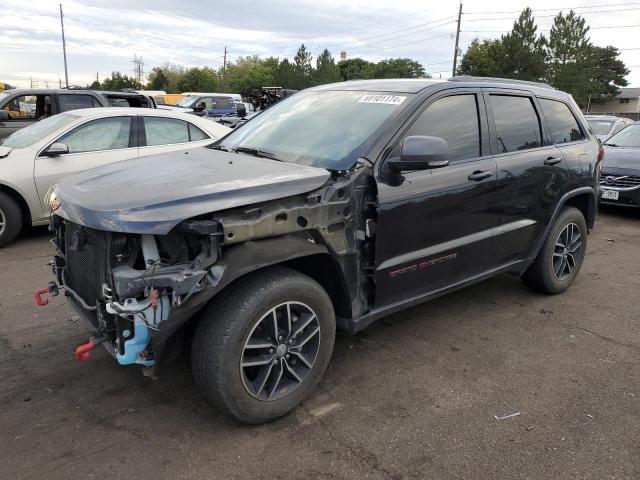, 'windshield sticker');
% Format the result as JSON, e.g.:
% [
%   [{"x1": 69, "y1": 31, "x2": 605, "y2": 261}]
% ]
[{"x1": 358, "y1": 94, "x2": 406, "y2": 105}]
